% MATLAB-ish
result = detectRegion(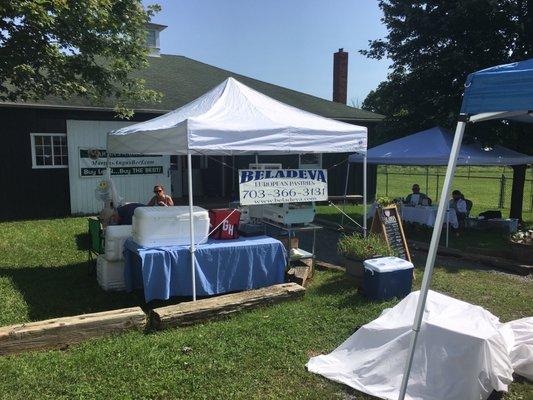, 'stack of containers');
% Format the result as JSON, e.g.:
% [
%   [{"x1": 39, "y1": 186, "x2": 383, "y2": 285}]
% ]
[{"x1": 96, "y1": 225, "x2": 132, "y2": 291}]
